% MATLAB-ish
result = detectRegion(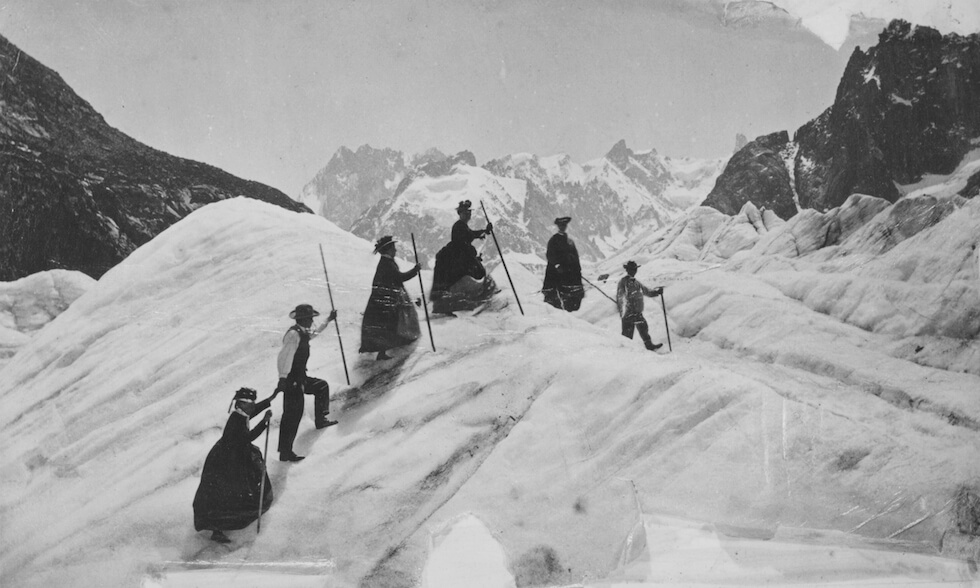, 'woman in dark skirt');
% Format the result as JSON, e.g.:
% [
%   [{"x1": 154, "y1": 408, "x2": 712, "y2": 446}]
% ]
[
  {"x1": 193, "y1": 387, "x2": 276, "y2": 543},
  {"x1": 359, "y1": 236, "x2": 422, "y2": 360}
]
